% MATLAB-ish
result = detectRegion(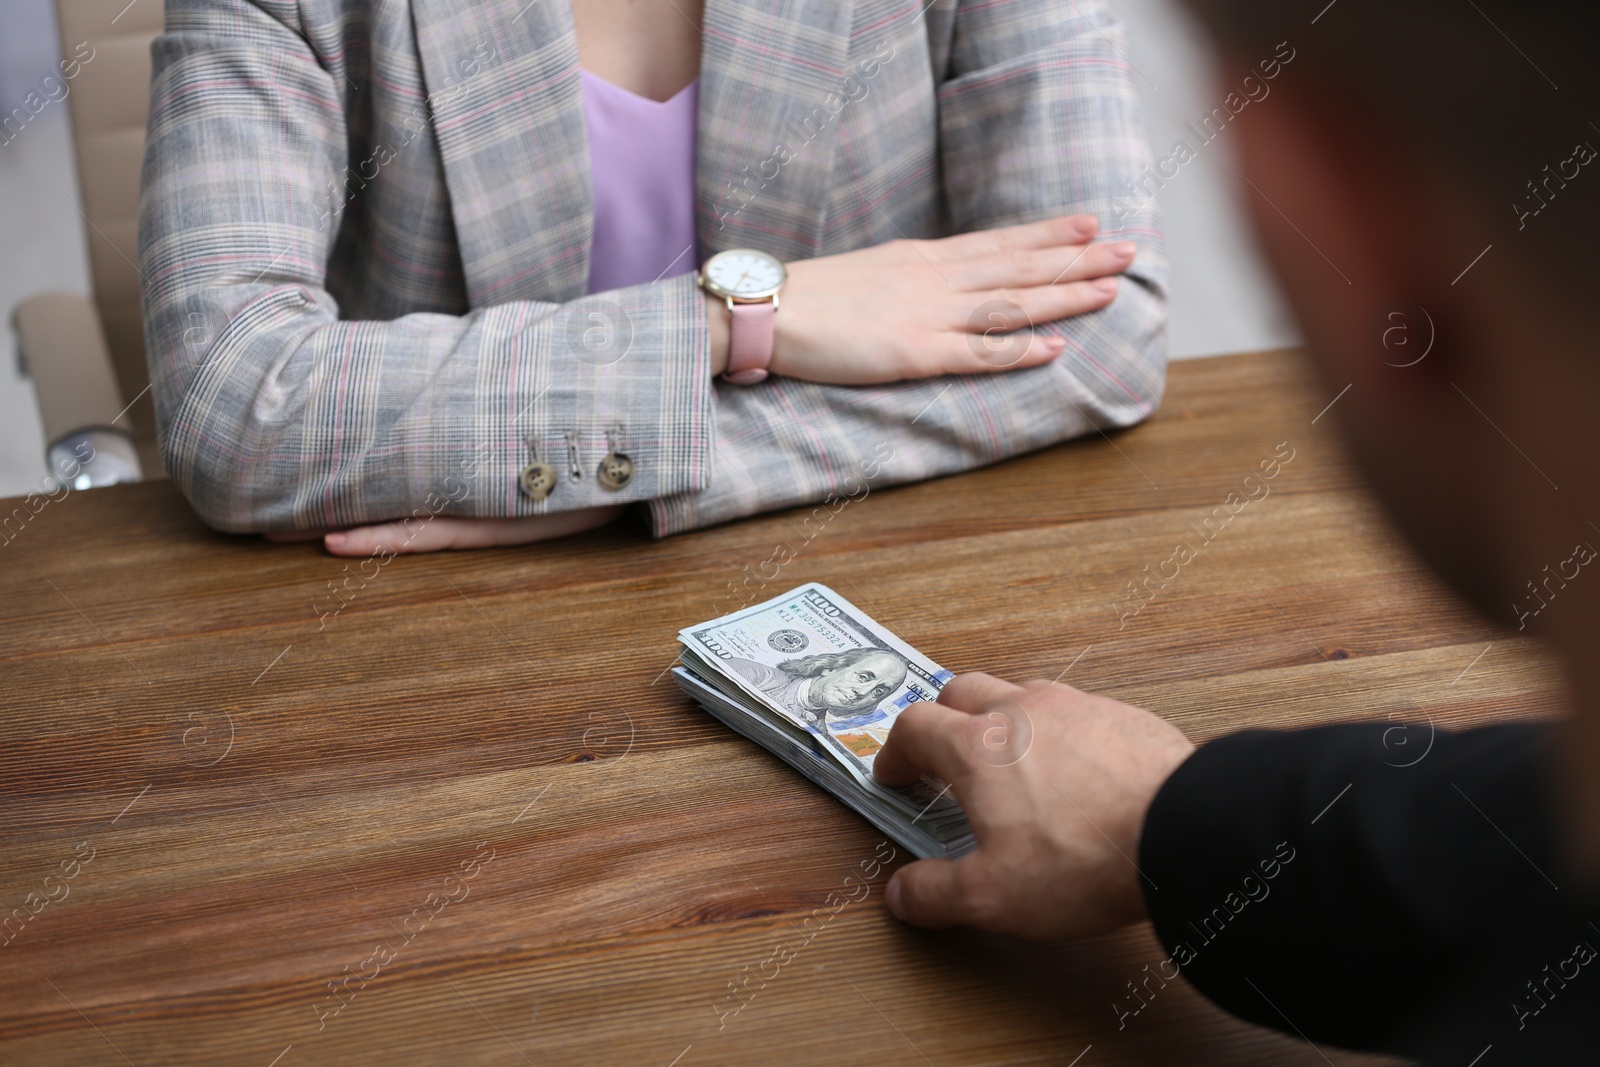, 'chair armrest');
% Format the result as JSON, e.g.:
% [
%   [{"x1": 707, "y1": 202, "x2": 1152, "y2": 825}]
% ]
[
  {"x1": 12, "y1": 291, "x2": 144, "y2": 484},
  {"x1": 12, "y1": 291, "x2": 126, "y2": 441}
]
